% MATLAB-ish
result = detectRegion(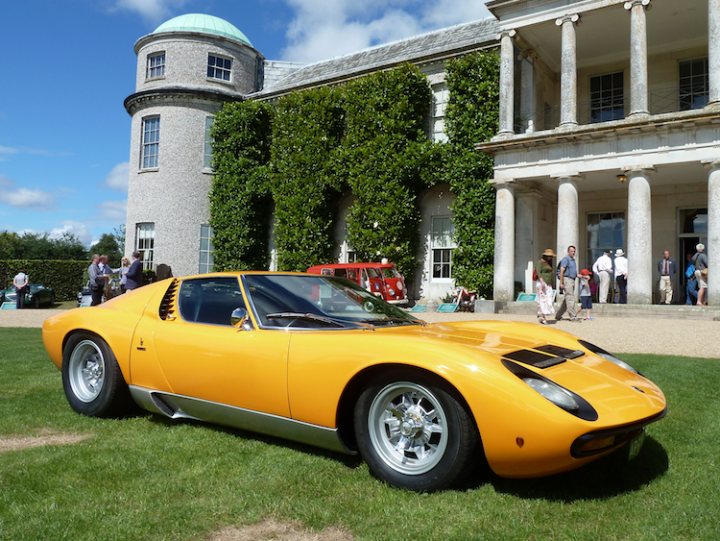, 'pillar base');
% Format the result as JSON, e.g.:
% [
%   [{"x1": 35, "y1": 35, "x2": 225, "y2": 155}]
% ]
[
  {"x1": 627, "y1": 292, "x2": 652, "y2": 305},
  {"x1": 557, "y1": 121, "x2": 578, "y2": 131}
]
